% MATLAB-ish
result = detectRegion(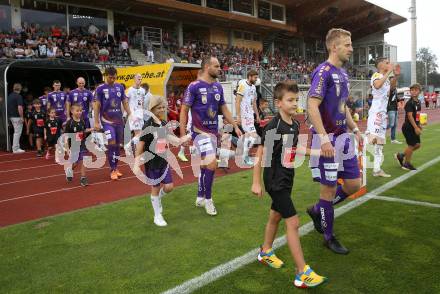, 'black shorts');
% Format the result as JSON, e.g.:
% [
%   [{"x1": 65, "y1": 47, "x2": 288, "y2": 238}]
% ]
[
  {"x1": 33, "y1": 127, "x2": 44, "y2": 138},
  {"x1": 46, "y1": 135, "x2": 59, "y2": 146},
  {"x1": 402, "y1": 124, "x2": 420, "y2": 146},
  {"x1": 266, "y1": 188, "x2": 297, "y2": 218}
]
